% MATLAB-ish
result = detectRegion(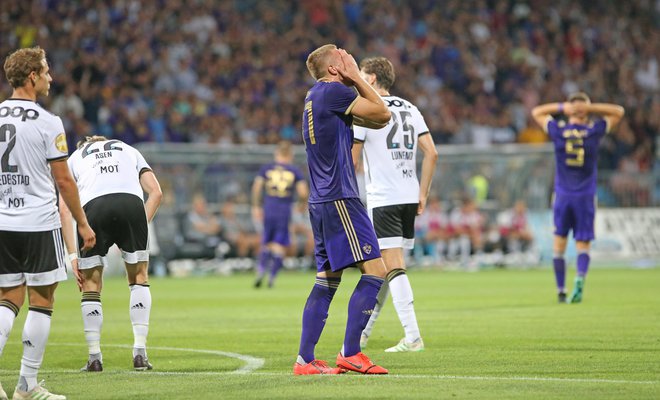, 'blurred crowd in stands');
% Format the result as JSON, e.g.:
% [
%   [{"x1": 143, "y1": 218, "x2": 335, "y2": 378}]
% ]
[{"x1": 2, "y1": 1, "x2": 658, "y2": 159}]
